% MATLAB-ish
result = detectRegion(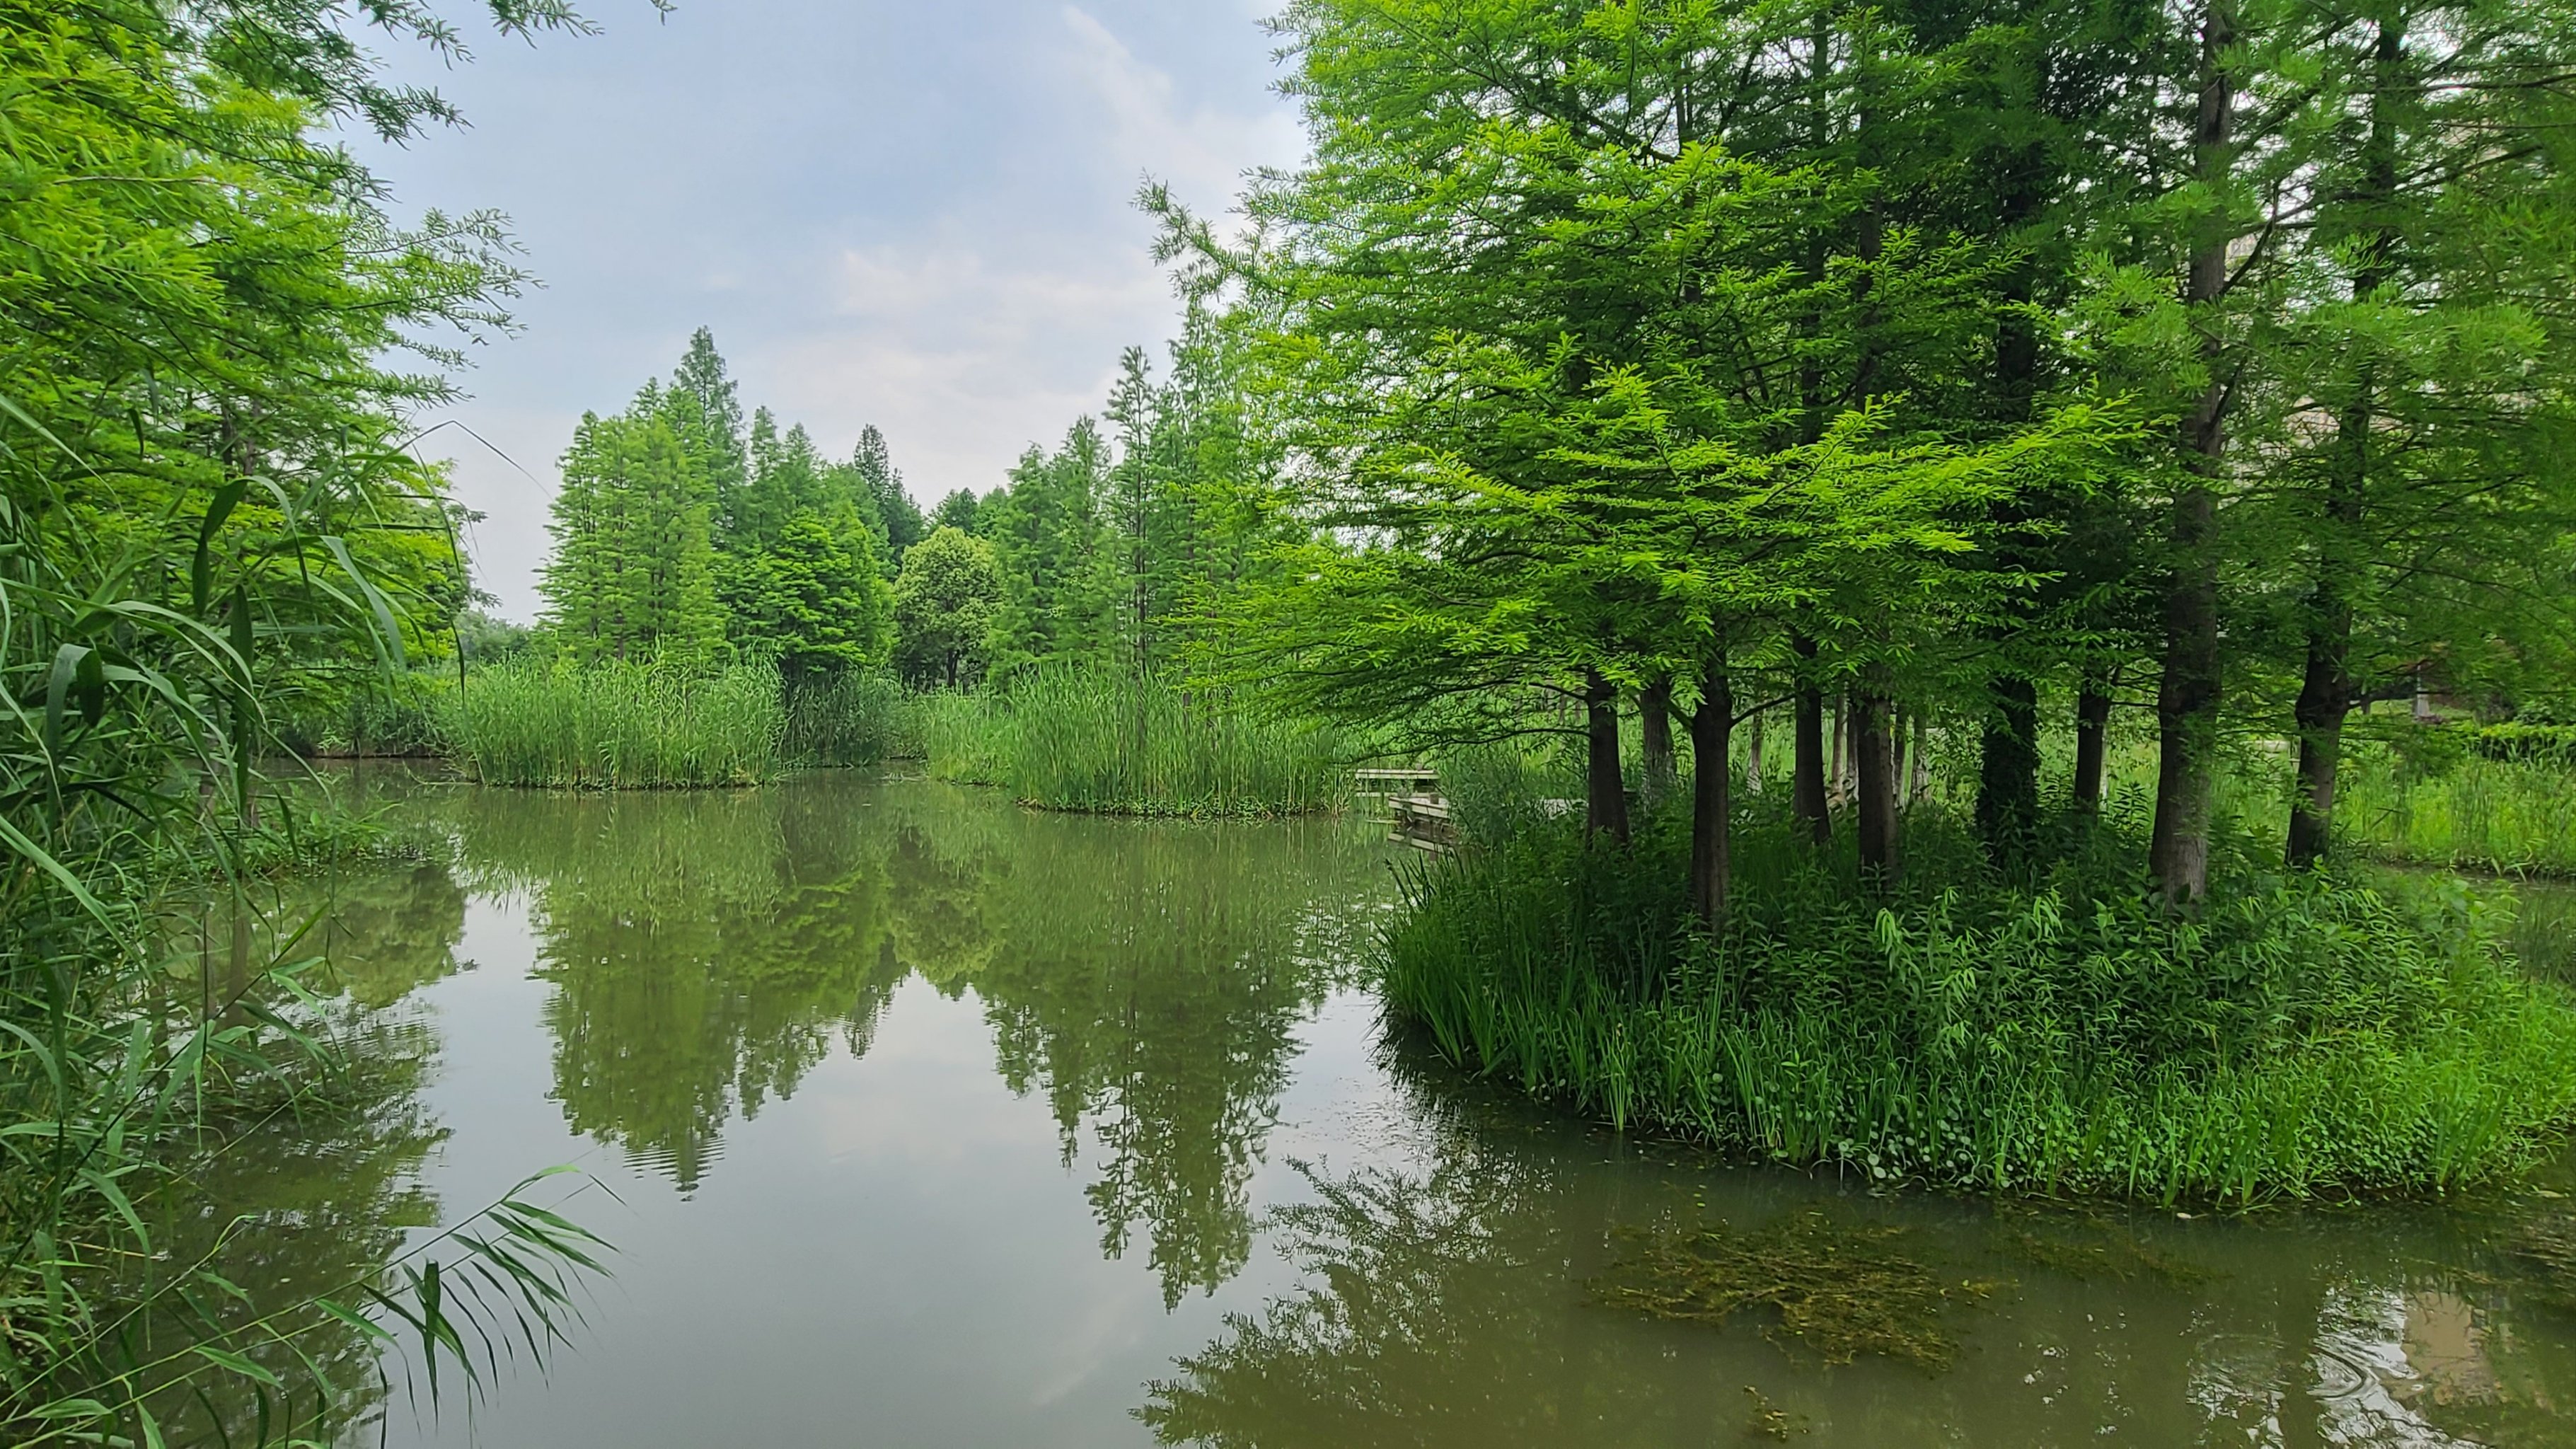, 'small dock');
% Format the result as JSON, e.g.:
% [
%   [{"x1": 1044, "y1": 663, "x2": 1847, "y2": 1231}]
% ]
[{"x1": 1358, "y1": 768, "x2": 1455, "y2": 854}]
